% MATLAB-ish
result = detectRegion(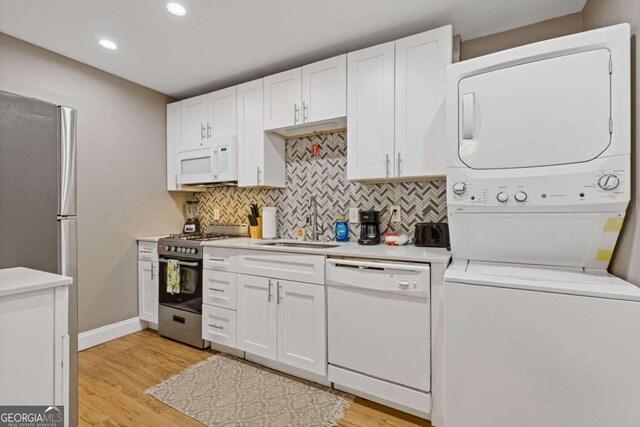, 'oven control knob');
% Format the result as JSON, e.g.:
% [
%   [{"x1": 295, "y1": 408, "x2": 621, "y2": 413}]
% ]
[
  {"x1": 598, "y1": 174, "x2": 620, "y2": 191},
  {"x1": 496, "y1": 192, "x2": 509, "y2": 203},
  {"x1": 514, "y1": 191, "x2": 528, "y2": 202},
  {"x1": 170, "y1": 246, "x2": 175, "y2": 252},
  {"x1": 164, "y1": 245, "x2": 170, "y2": 251},
  {"x1": 190, "y1": 248, "x2": 197, "y2": 254},
  {"x1": 180, "y1": 247, "x2": 186, "y2": 253},
  {"x1": 452, "y1": 182, "x2": 467, "y2": 195}
]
